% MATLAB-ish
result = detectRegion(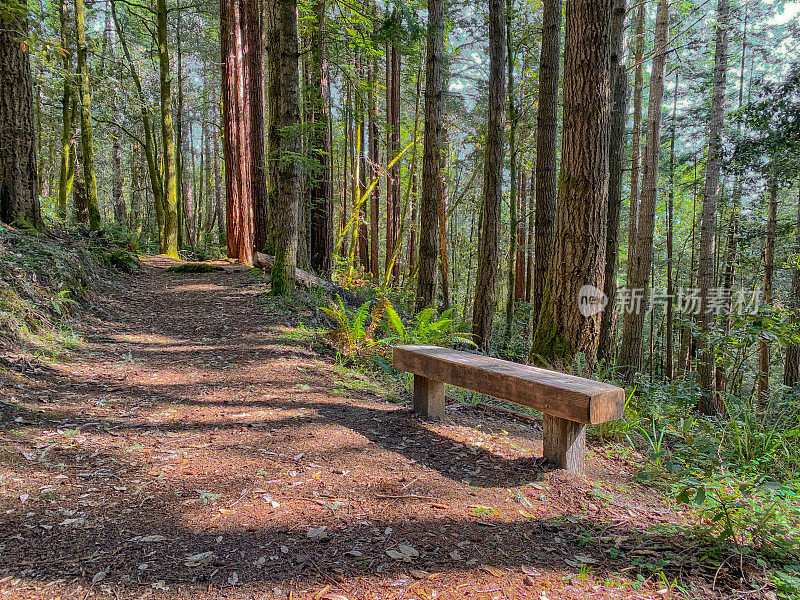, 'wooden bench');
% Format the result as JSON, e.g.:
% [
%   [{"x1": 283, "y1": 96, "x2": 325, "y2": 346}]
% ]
[{"x1": 392, "y1": 344, "x2": 625, "y2": 473}]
